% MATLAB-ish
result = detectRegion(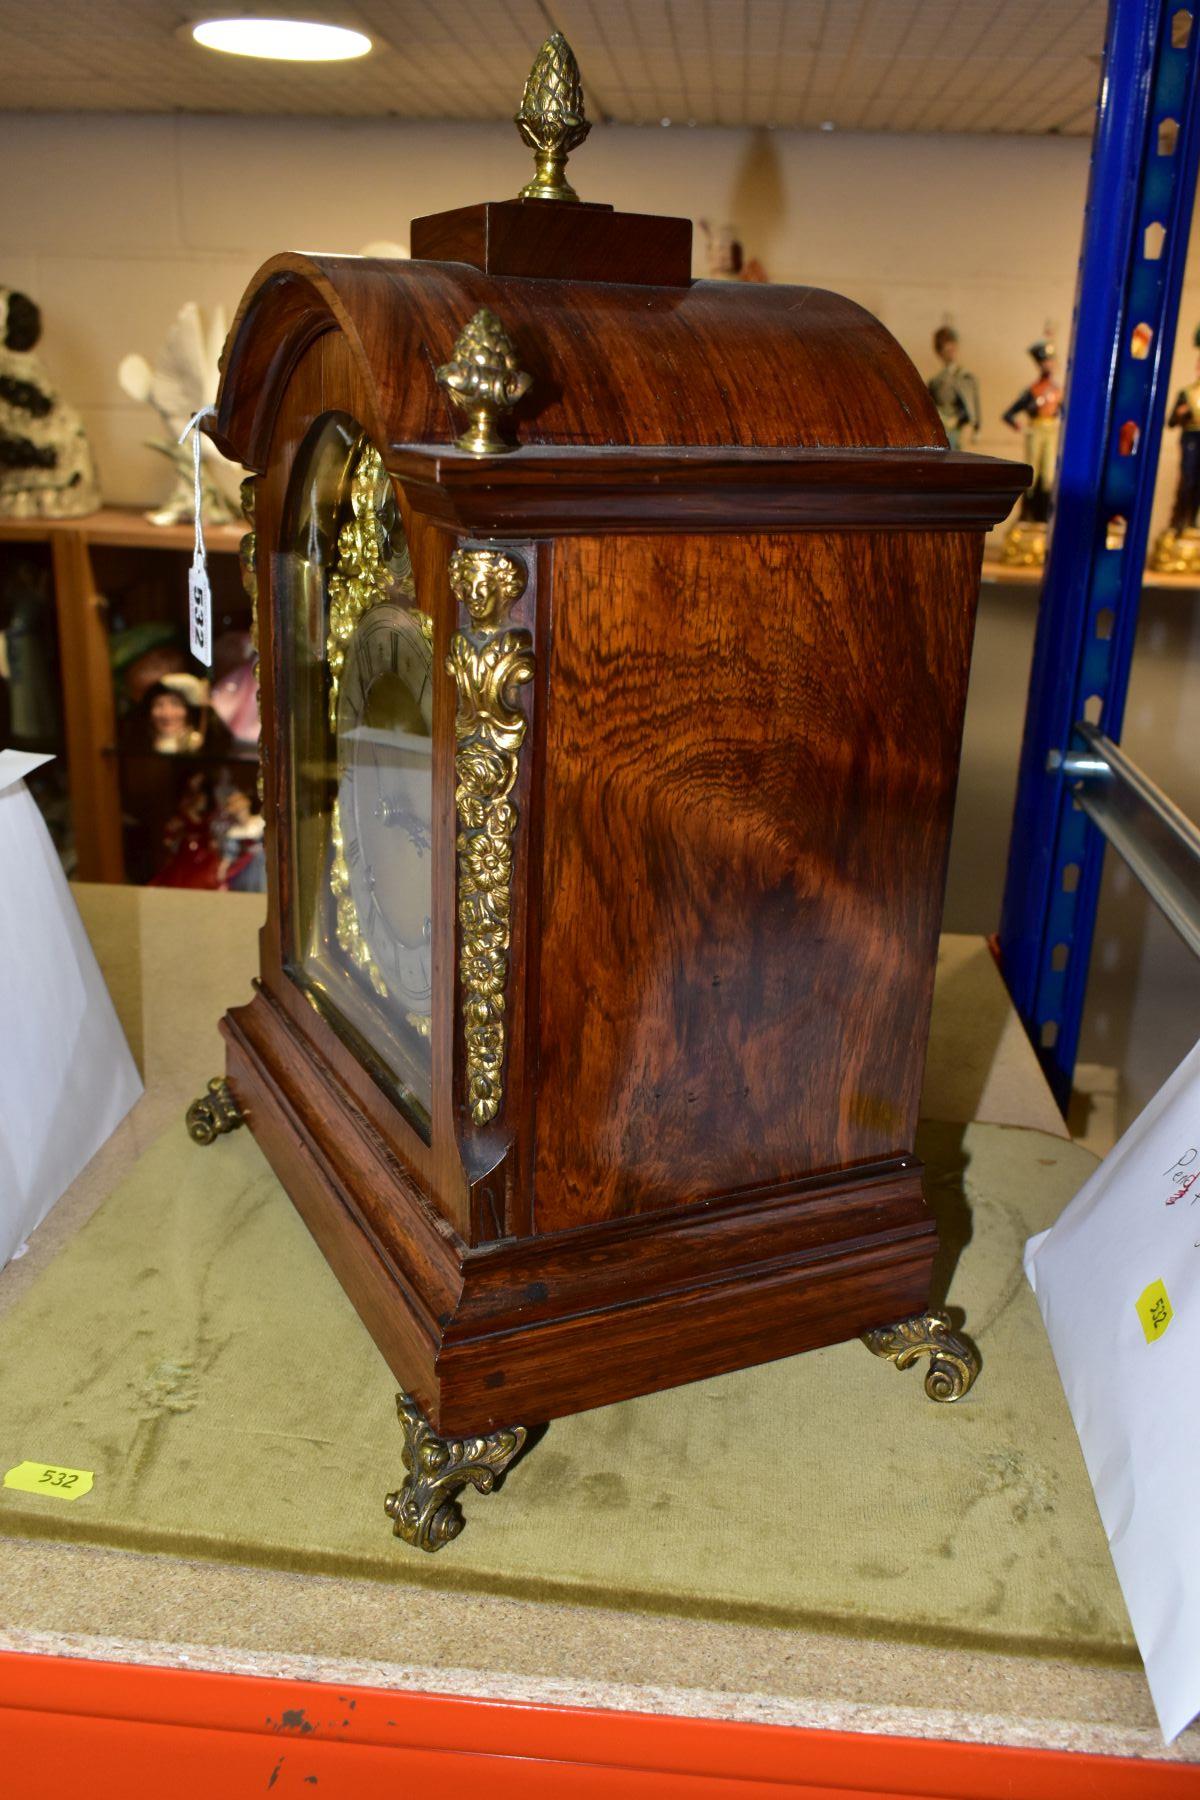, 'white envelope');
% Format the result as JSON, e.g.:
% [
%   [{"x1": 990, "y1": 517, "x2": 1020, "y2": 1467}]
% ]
[
  {"x1": 0, "y1": 751, "x2": 143, "y2": 1265},
  {"x1": 1025, "y1": 1036, "x2": 1200, "y2": 1743}
]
